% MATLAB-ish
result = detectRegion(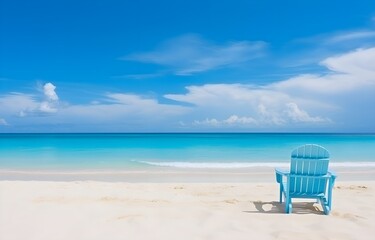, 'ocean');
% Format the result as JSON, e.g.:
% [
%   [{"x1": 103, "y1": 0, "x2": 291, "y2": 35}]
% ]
[{"x1": 0, "y1": 133, "x2": 375, "y2": 171}]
